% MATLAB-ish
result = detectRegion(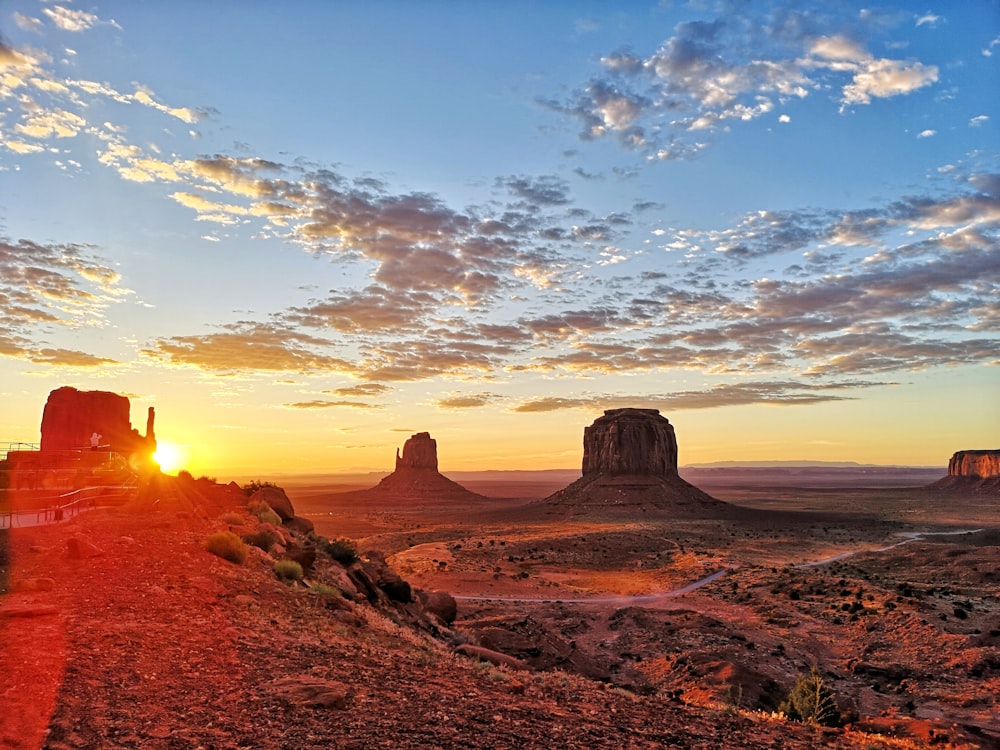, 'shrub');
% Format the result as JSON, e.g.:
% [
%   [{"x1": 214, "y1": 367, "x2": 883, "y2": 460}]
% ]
[
  {"x1": 324, "y1": 538, "x2": 359, "y2": 565},
  {"x1": 220, "y1": 512, "x2": 244, "y2": 526},
  {"x1": 247, "y1": 499, "x2": 281, "y2": 526},
  {"x1": 242, "y1": 480, "x2": 278, "y2": 497},
  {"x1": 274, "y1": 559, "x2": 303, "y2": 582},
  {"x1": 309, "y1": 583, "x2": 341, "y2": 596},
  {"x1": 204, "y1": 531, "x2": 248, "y2": 565},
  {"x1": 243, "y1": 529, "x2": 282, "y2": 552},
  {"x1": 779, "y1": 668, "x2": 840, "y2": 726}
]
